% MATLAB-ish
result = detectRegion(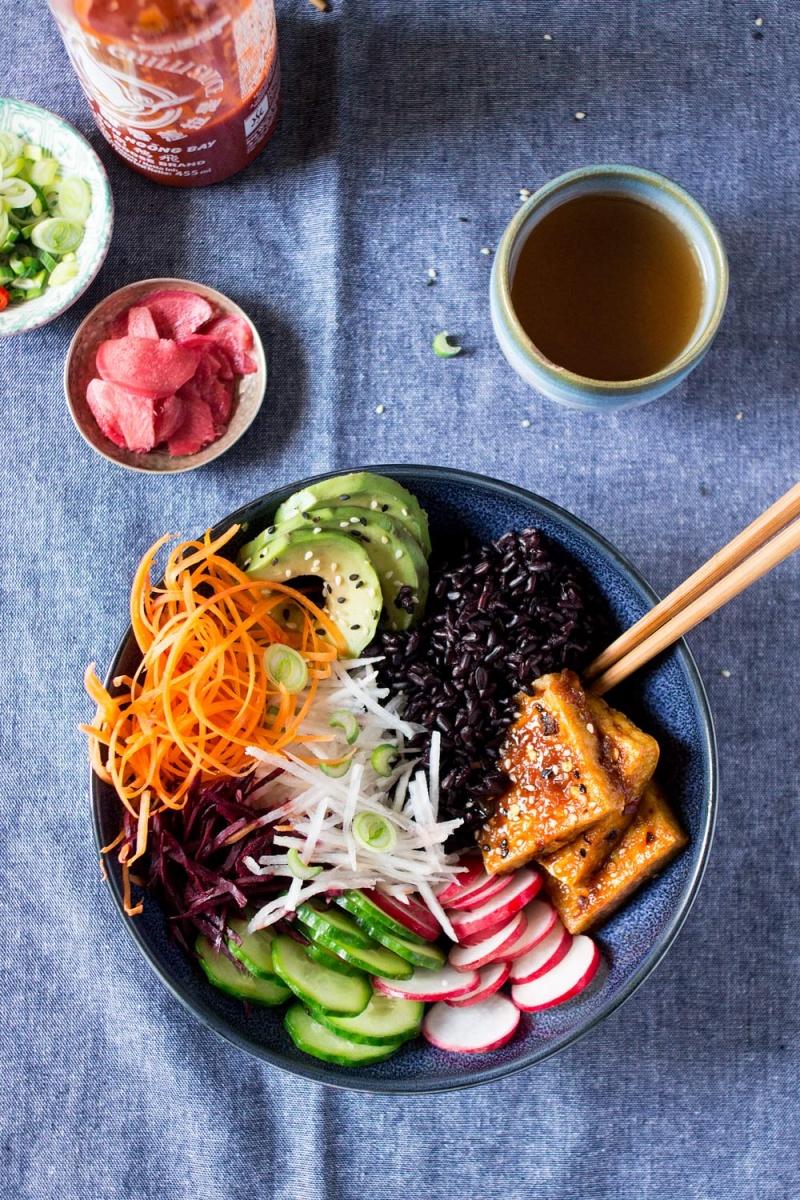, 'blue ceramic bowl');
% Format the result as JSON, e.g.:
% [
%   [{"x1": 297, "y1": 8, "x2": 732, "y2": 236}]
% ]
[
  {"x1": 490, "y1": 165, "x2": 728, "y2": 411},
  {"x1": 91, "y1": 466, "x2": 717, "y2": 1093}
]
